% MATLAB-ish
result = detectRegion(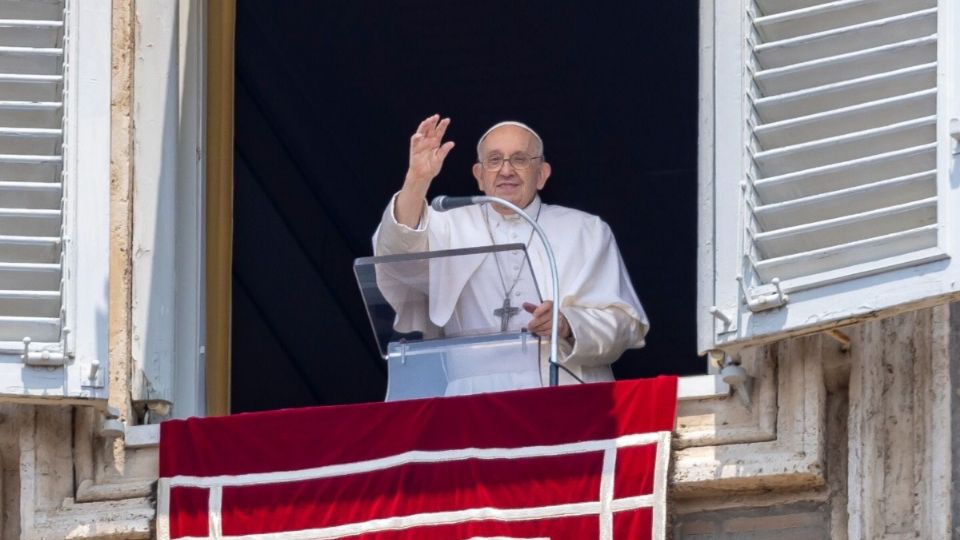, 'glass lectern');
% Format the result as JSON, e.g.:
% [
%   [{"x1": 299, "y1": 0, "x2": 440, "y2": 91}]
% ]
[{"x1": 354, "y1": 244, "x2": 545, "y2": 401}]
